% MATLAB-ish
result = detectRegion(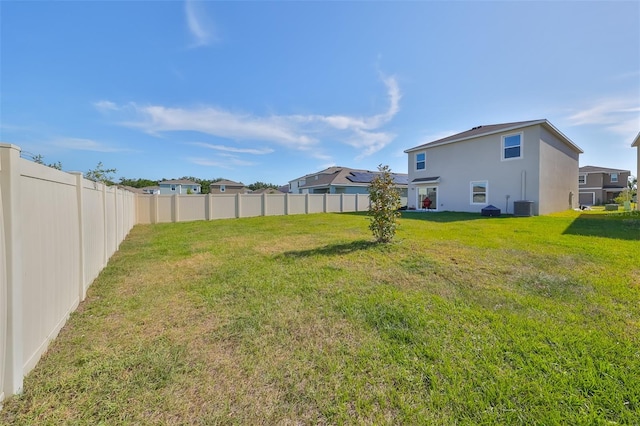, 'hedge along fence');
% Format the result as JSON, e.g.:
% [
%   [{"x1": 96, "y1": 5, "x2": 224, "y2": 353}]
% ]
[
  {"x1": 136, "y1": 192, "x2": 371, "y2": 224},
  {"x1": 0, "y1": 144, "x2": 136, "y2": 405}
]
